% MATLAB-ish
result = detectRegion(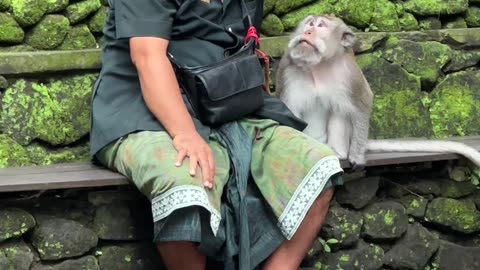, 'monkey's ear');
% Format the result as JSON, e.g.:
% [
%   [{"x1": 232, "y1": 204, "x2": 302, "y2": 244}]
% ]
[{"x1": 340, "y1": 28, "x2": 356, "y2": 48}]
